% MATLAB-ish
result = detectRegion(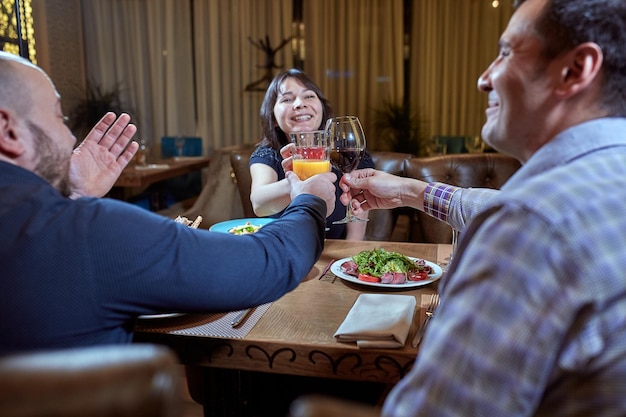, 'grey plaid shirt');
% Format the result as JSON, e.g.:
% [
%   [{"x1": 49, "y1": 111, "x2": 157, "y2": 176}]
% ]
[{"x1": 384, "y1": 118, "x2": 626, "y2": 417}]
